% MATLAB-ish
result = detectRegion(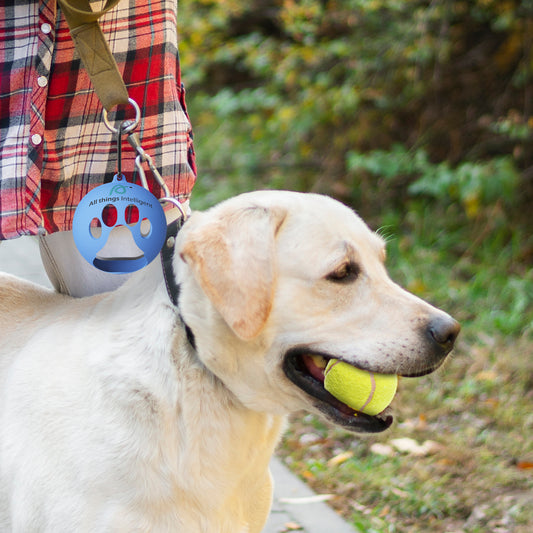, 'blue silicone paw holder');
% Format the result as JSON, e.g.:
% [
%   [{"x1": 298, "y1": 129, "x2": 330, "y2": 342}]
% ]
[{"x1": 72, "y1": 174, "x2": 167, "y2": 274}]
